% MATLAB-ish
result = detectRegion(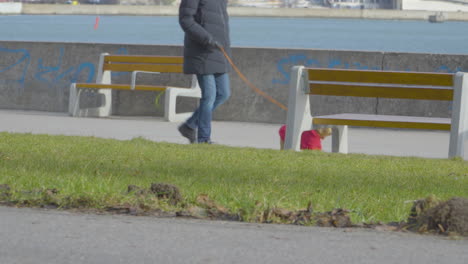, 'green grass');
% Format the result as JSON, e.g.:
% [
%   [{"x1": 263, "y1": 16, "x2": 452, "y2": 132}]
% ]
[{"x1": 0, "y1": 132, "x2": 467, "y2": 223}]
